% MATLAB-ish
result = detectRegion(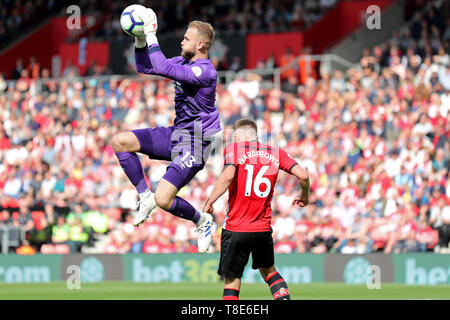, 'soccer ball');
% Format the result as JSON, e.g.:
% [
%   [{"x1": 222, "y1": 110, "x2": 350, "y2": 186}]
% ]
[{"x1": 120, "y1": 4, "x2": 145, "y2": 37}]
